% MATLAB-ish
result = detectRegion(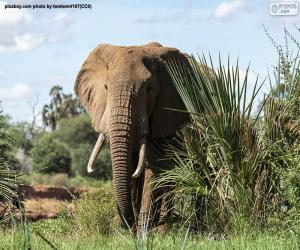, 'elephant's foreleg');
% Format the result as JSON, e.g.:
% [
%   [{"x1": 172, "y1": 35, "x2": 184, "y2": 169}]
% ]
[
  {"x1": 138, "y1": 167, "x2": 161, "y2": 230},
  {"x1": 156, "y1": 187, "x2": 173, "y2": 232}
]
